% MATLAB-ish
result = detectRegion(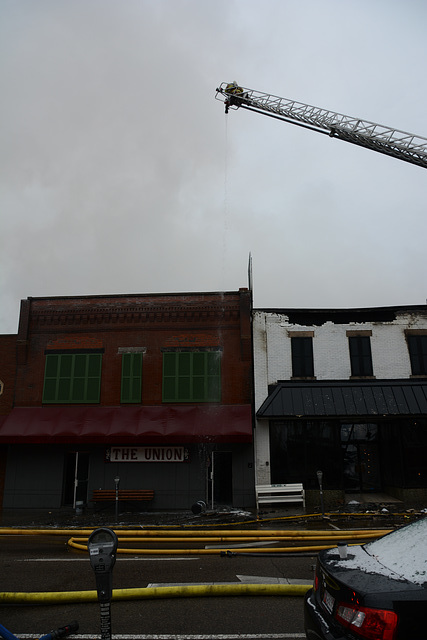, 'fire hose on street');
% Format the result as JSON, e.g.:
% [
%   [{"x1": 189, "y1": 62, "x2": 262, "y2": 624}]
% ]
[
  {"x1": 0, "y1": 583, "x2": 311, "y2": 605},
  {"x1": 0, "y1": 525, "x2": 392, "y2": 606}
]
